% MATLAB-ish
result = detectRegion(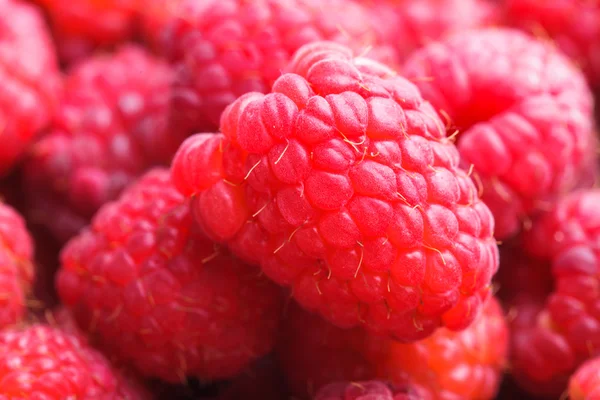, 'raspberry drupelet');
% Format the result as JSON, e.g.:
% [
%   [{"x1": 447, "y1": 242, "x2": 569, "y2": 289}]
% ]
[
  {"x1": 277, "y1": 297, "x2": 508, "y2": 399},
  {"x1": 150, "y1": 0, "x2": 400, "y2": 134},
  {"x1": 57, "y1": 168, "x2": 283, "y2": 383},
  {"x1": 172, "y1": 41, "x2": 499, "y2": 341},
  {"x1": 0, "y1": 0, "x2": 62, "y2": 176},
  {"x1": 403, "y1": 28, "x2": 597, "y2": 240},
  {"x1": 510, "y1": 190, "x2": 600, "y2": 397},
  {"x1": 0, "y1": 202, "x2": 34, "y2": 328},
  {"x1": 23, "y1": 45, "x2": 178, "y2": 243},
  {"x1": 570, "y1": 356, "x2": 600, "y2": 400},
  {"x1": 505, "y1": 0, "x2": 600, "y2": 88},
  {"x1": 33, "y1": 0, "x2": 138, "y2": 64},
  {"x1": 314, "y1": 380, "x2": 430, "y2": 400},
  {"x1": 0, "y1": 321, "x2": 149, "y2": 399}
]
